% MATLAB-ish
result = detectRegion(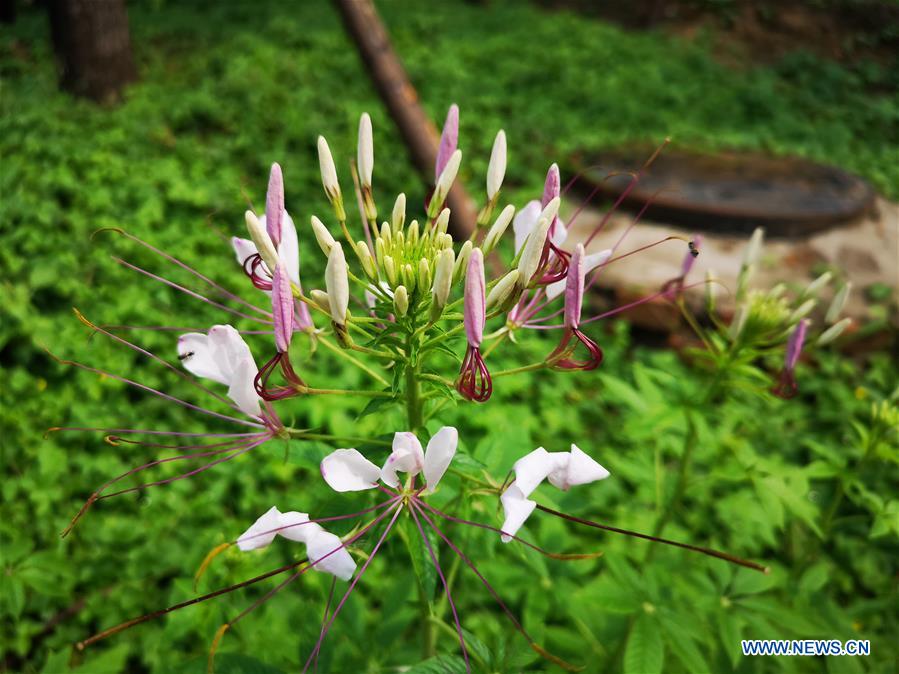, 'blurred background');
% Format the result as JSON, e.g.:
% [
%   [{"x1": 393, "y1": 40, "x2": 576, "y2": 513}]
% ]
[{"x1": 1, "y1": 0, "x2": 897, "y2": 672}]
